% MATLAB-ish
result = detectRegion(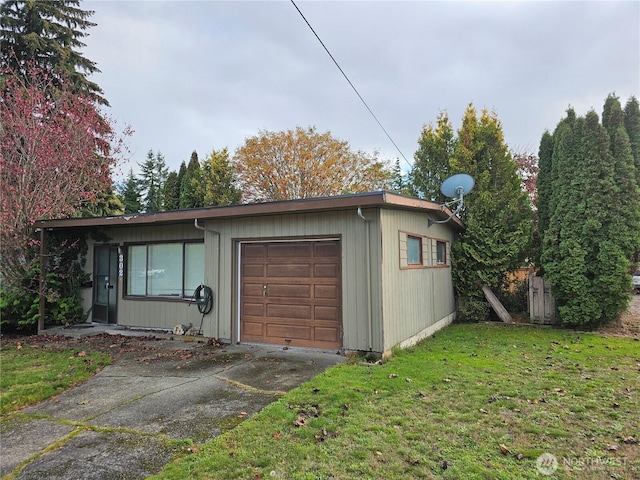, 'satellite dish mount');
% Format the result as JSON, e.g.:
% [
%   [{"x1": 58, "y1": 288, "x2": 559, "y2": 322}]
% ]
[{"x1": 428, "y1": 173, "x2": 475, "y2": 226}]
